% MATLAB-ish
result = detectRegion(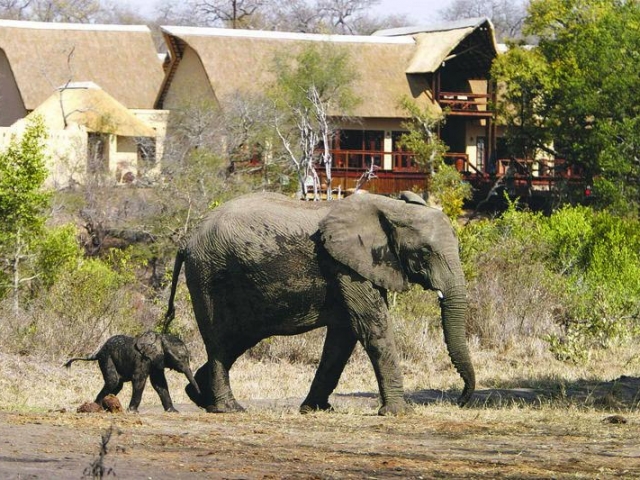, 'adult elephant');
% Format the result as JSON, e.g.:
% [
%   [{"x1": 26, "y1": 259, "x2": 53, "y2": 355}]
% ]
[{"x1": 165, "y1": 191, "x2": 475, "y2": 415}]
